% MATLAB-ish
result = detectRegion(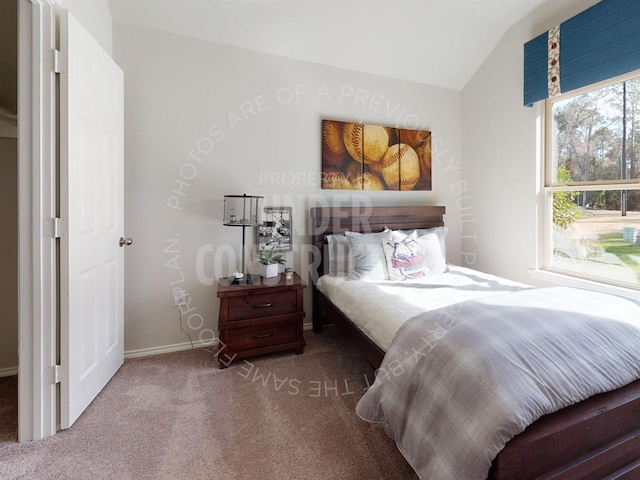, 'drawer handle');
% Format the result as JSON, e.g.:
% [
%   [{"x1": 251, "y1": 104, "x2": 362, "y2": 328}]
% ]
[
  {"x1": 253, "y1": 332, "x2": 274, "y2": 339},
  {"x1": 252, "y1": 302, "x2": 273, "y2": 308}
]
